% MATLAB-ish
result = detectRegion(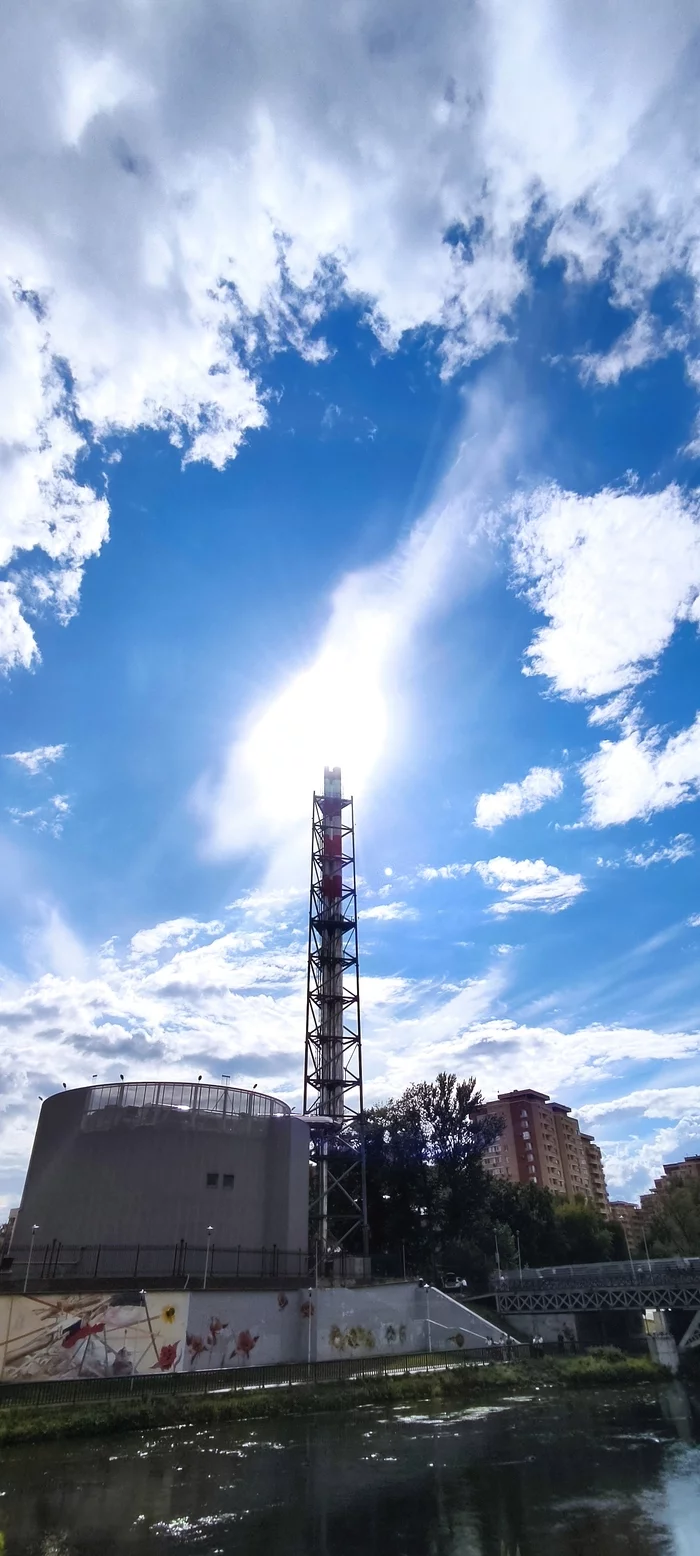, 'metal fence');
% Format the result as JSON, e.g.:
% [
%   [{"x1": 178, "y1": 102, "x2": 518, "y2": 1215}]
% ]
[
  {"x1": 0, "y1": 1343, "x2": 527, "y2": 1412},
  {"x1": 84, "y1": 1080, "x2": 289, "y2": 1124},
  {"x1": 0, "y1": 1243, "x2": 319, "y2": 1291}
]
